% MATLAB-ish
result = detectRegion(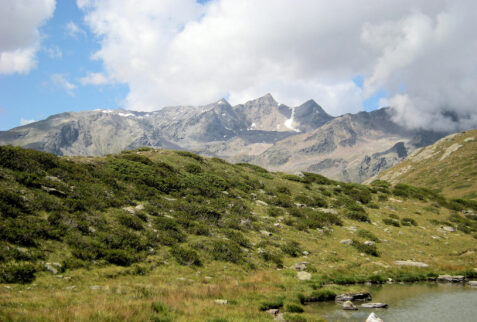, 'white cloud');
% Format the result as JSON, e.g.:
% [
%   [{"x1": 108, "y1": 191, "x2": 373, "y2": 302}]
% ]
[
  {"x1": 51, "y1": 73, "x2": 76, "y2": 96},
  {"x1": 65, "y1": 22, "x2": 86, "y2": 38},
  {"x1": 79, "y1": 72, "x2": 109, "y2": 85},
  {"x1": 0, "y1": 0, "x2": 55, "y2": 74},
  {"x1": 20, "y1": 118, "x2": 35, "y2": 126},
  {"x1": 78, "y1": 0, "x2": 477, "y2": 130}
]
